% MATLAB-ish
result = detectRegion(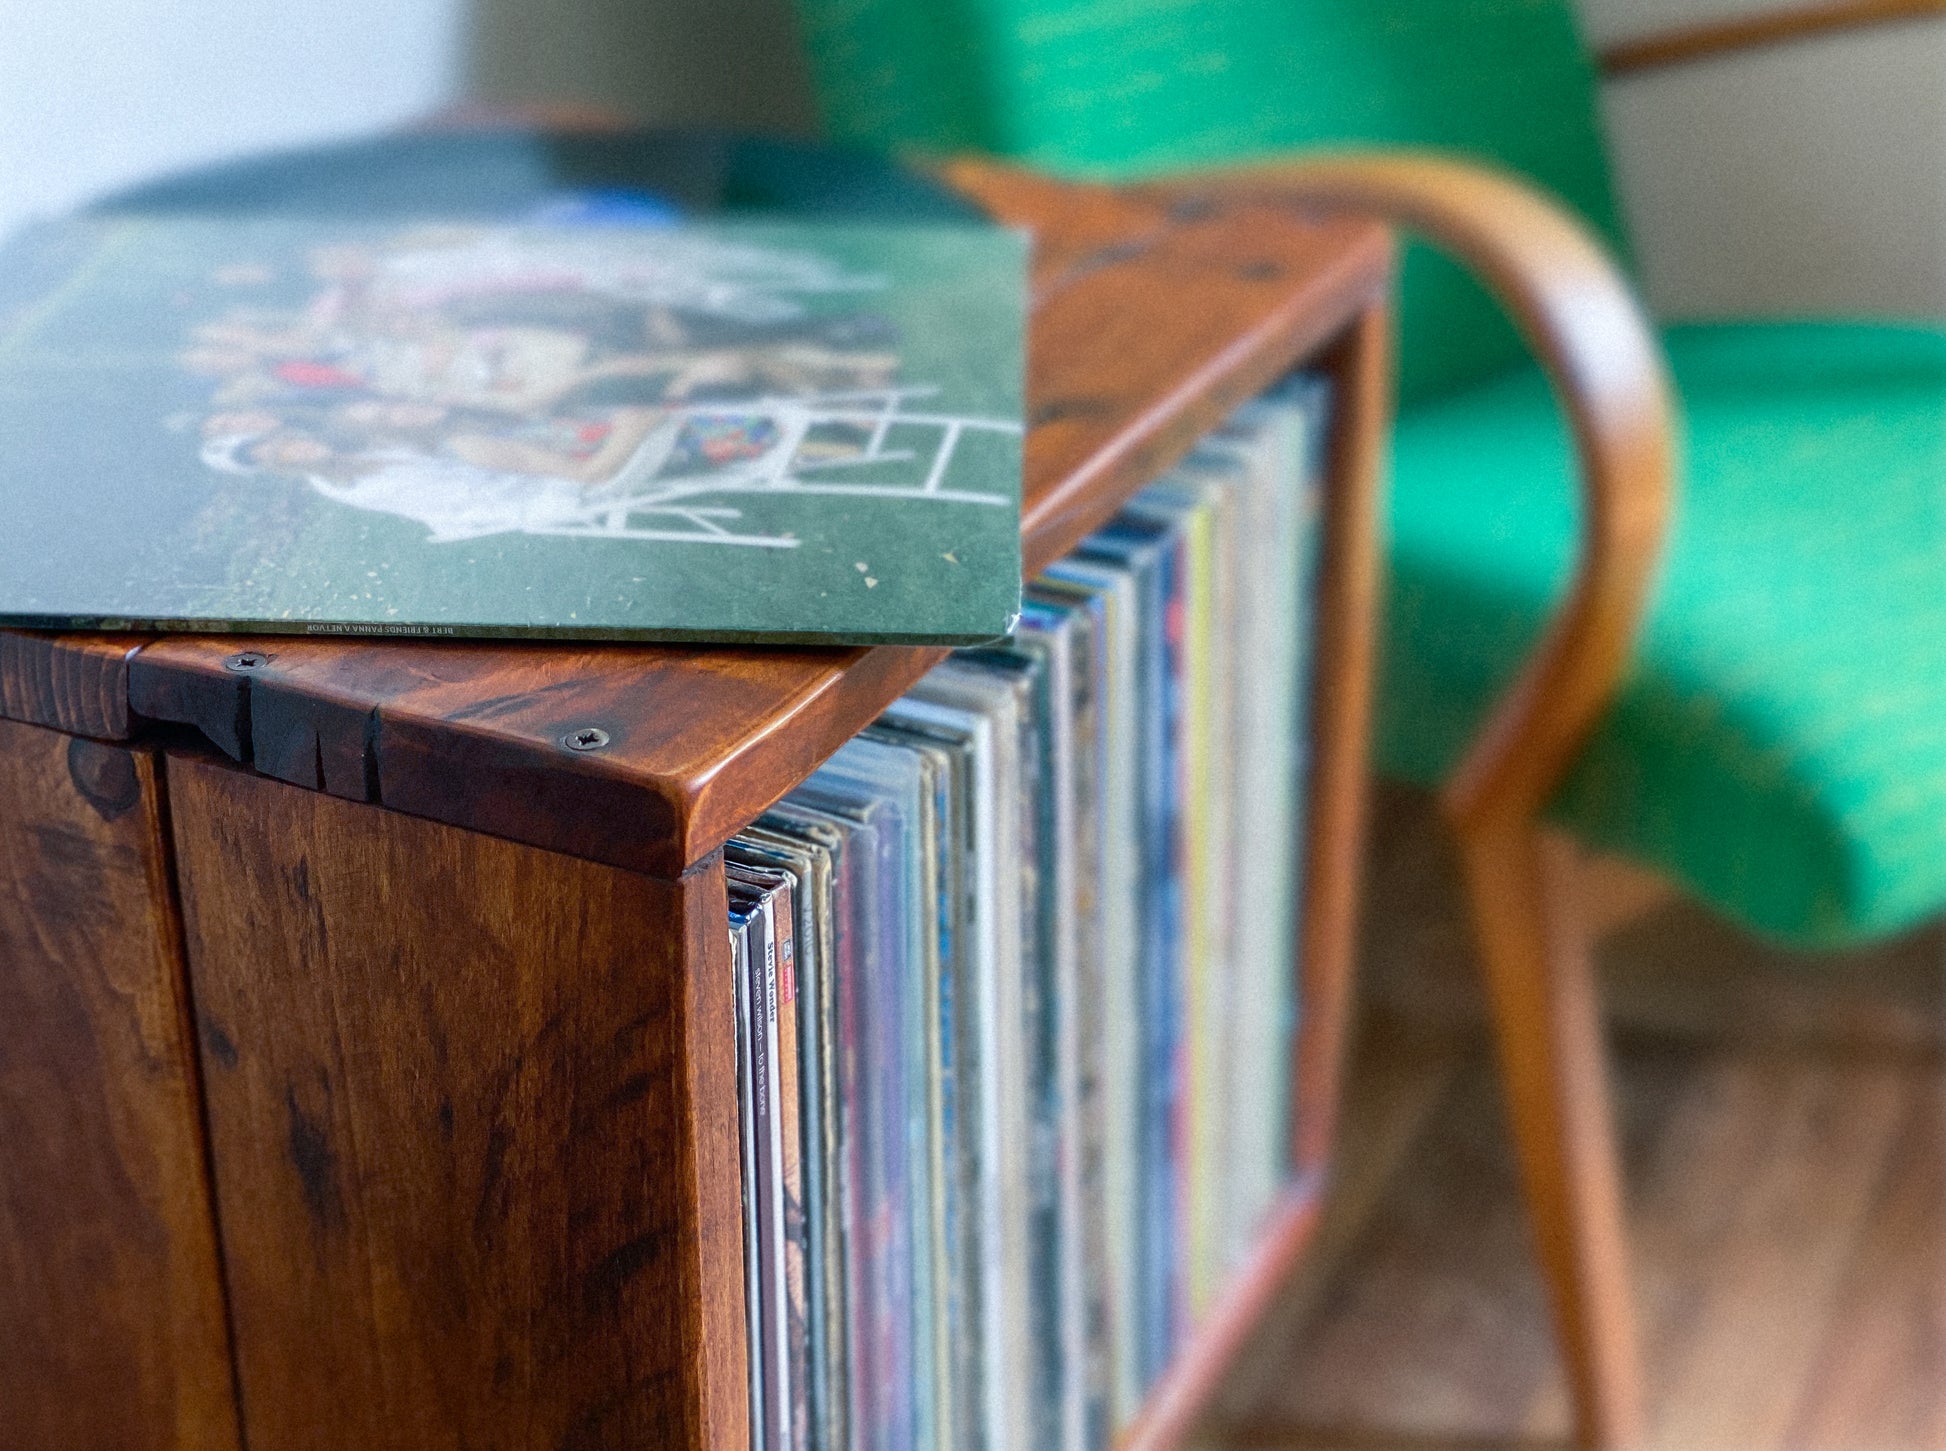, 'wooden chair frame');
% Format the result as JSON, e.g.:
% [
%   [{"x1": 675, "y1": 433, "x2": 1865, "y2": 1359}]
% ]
[
  {"x1": 1598, "y1": 0, "x2": 1946, "y2": 76},
  {"x1": 1176, "y1": 156, "x2": 1677, "y2": 1449},
  {"x1": 1173, "y1": 7, "x2": 1937, "y2": 1433}
]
